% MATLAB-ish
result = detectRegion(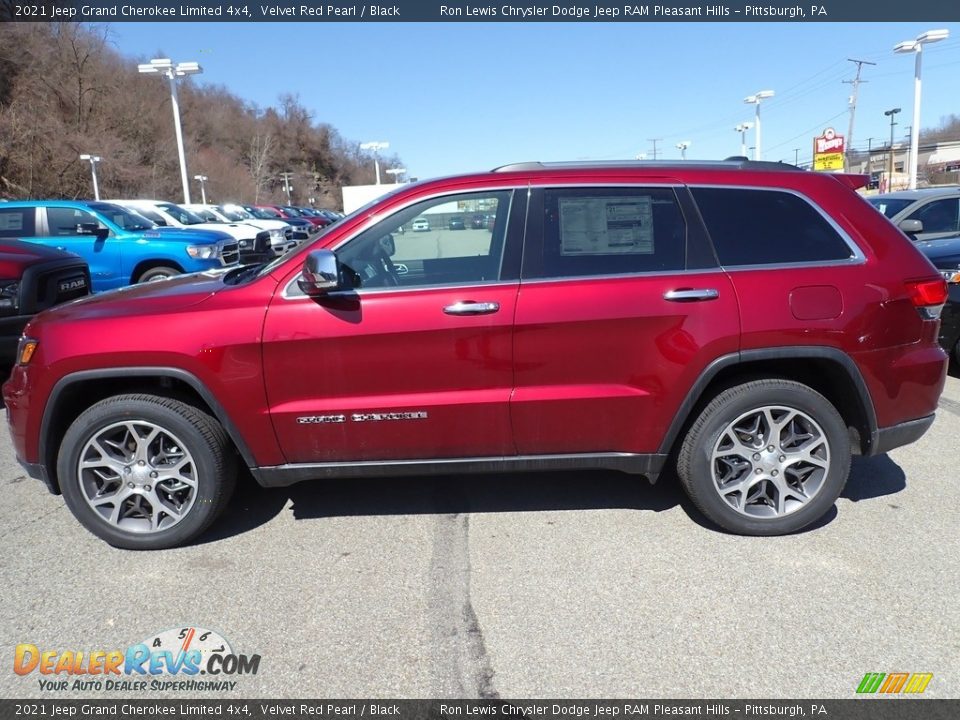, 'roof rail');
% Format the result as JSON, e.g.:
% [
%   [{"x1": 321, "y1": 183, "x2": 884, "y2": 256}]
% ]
[{"x1": 492, "y1": 159, "x2": 803, "y2": 173}]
